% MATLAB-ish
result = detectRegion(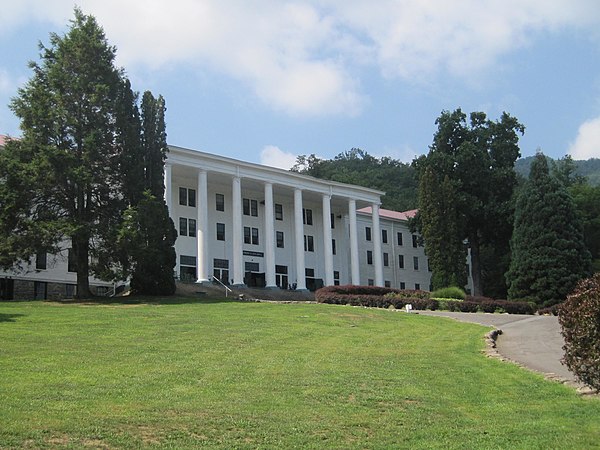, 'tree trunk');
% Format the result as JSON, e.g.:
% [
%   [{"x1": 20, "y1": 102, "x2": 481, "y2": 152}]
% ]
[{"x1": 469, "y1": 232, "x2": 483, "y2": 297}]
